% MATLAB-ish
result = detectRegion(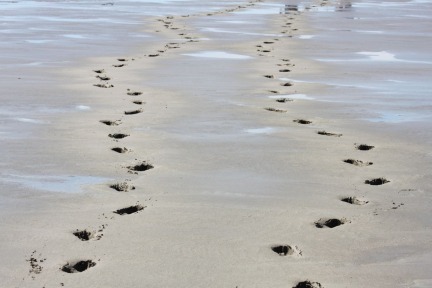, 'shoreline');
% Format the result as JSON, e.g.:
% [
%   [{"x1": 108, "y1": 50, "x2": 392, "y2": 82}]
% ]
[{"x1": 1, "y1": 1, "x2": 432, "y2": 287}]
